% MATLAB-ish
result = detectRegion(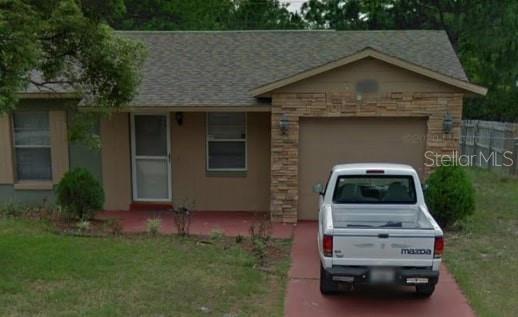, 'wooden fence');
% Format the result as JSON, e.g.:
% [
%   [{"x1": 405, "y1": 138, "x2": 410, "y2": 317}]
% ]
[{"x1": 461, "y1": 120, "x2": 518, "y2": 176}]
